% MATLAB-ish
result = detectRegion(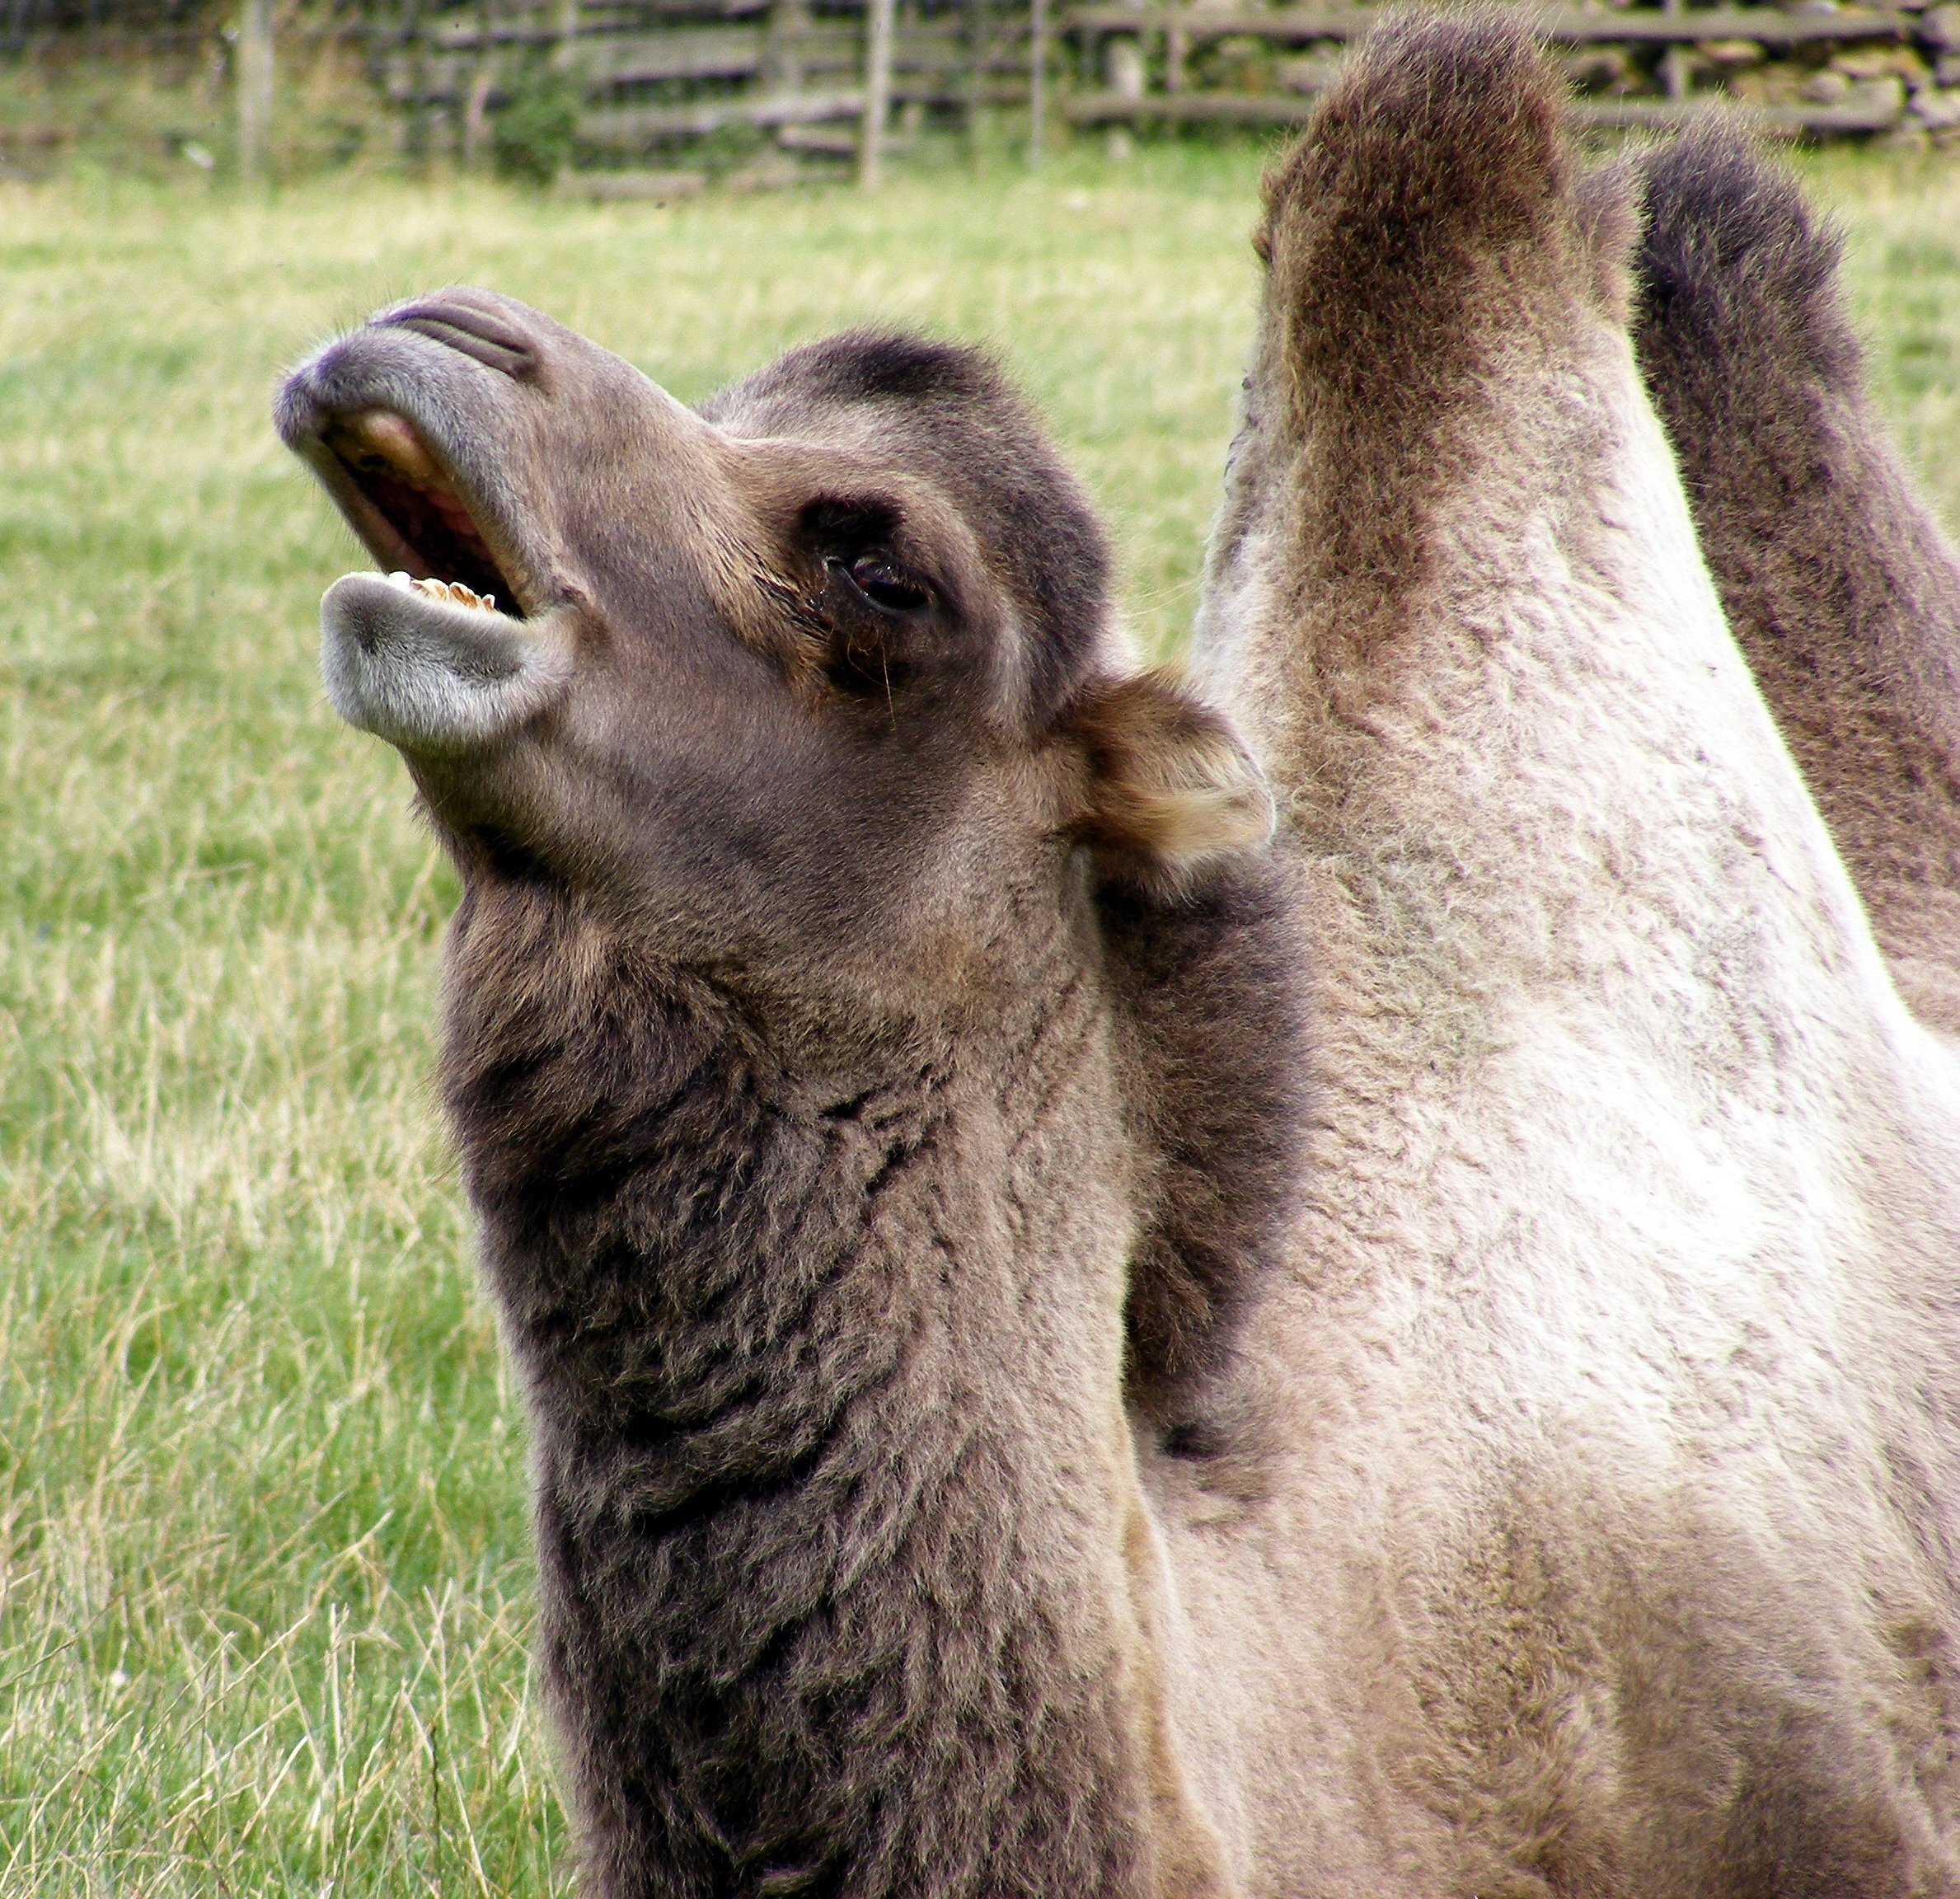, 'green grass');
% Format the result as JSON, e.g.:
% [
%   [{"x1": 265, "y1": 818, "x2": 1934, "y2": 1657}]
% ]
[{"x1": 2, "y1": 141, "x2": 1958, "y2": 1894}]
